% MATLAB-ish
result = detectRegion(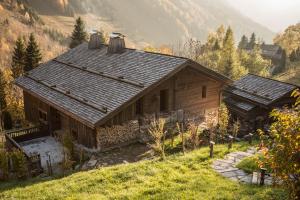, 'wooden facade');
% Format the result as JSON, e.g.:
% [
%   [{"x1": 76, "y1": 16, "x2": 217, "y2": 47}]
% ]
[
  {"x1": 24, "y1": 91, "x2": 97, "y2": 148},
  {"x1": 23, "y1": 66, "x2": 225, "y2": 149}
]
